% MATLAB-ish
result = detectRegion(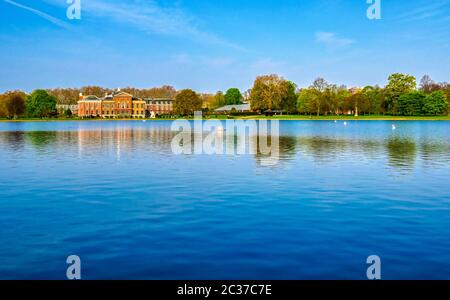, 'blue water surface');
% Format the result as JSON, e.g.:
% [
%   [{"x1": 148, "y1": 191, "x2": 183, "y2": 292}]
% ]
[{"x1": 0, "y1": 120, "x2": 449, "y2": 279}]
